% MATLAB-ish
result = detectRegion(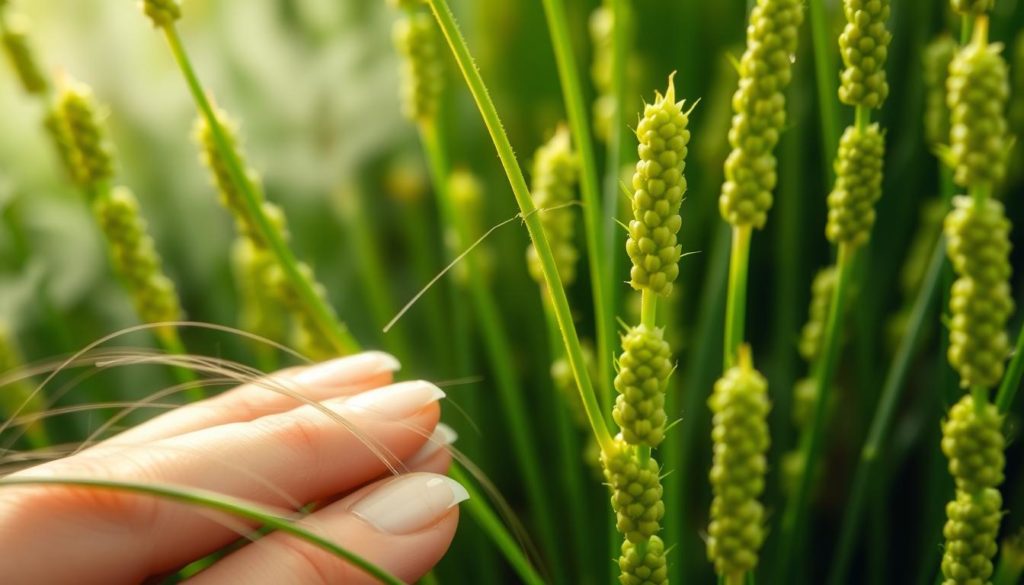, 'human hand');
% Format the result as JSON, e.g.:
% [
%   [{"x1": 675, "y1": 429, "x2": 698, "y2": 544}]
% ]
[{"x1": 0, "y1": 351, "x2": 464, "y2": 584}]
